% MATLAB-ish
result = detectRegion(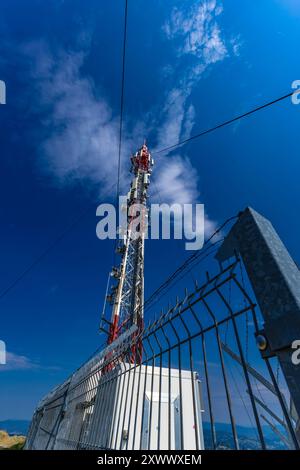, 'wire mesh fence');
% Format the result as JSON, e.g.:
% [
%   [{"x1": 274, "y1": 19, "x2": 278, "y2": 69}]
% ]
[{"x1": 25, "y1": 257, "x2": 299, "y2": 450}]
